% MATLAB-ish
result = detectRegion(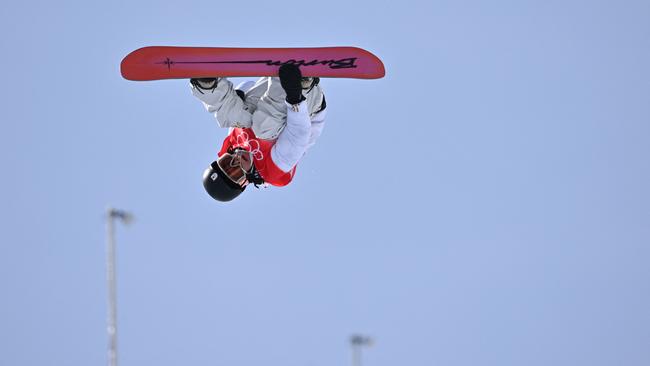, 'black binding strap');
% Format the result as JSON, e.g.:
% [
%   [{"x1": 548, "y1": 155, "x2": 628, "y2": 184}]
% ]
[{"x1": 190, "y1": 78, "x2": 218, "y2": 94}]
